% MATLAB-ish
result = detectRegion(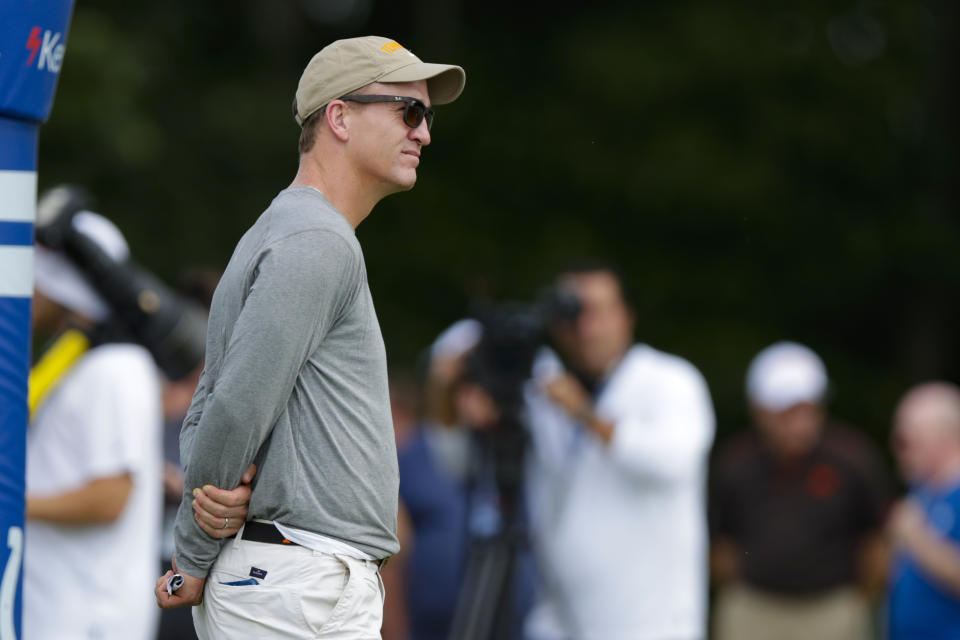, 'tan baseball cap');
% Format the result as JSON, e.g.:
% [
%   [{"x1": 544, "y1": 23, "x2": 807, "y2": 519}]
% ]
[{"x1": 293, "y1": 36, "x2": 466, "y2": 126}]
